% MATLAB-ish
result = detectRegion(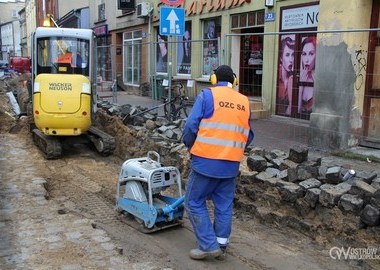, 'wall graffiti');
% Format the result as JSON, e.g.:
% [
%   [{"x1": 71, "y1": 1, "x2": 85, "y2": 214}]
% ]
[{"x1": 353, "y1": 48, "x2": 367, "y2": 91}]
